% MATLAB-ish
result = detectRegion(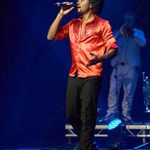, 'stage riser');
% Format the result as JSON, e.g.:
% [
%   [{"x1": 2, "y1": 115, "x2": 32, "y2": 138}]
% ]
[{"x1": 65, "y1": 124, "x2": 150, "y2": 139}]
